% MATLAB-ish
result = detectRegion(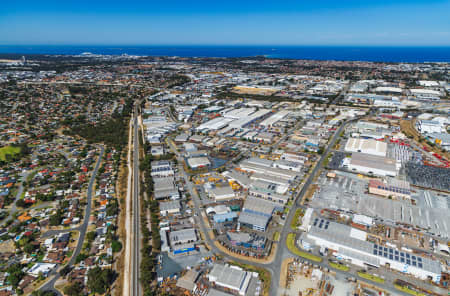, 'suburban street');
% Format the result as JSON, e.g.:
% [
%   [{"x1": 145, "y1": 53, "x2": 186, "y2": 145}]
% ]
[{"x1": 40, "y1": 146, "x2": 105, "y2": 294}]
